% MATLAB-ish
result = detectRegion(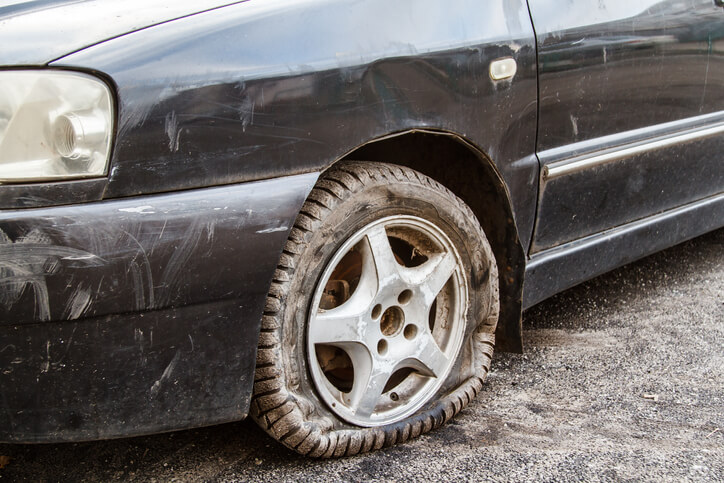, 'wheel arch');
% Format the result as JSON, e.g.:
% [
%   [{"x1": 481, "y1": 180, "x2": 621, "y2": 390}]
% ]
[{"x1": 337, "y1": 129, "x2": 524, "y2": 353}]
